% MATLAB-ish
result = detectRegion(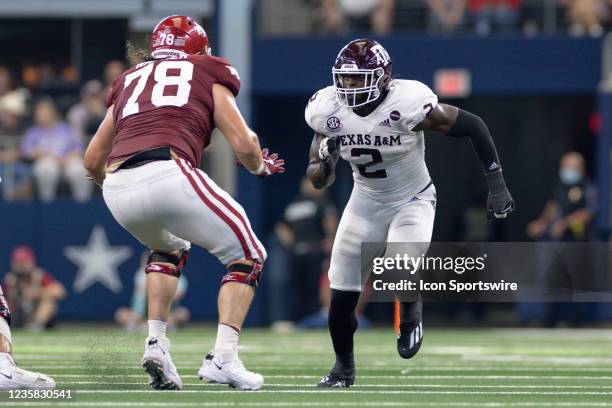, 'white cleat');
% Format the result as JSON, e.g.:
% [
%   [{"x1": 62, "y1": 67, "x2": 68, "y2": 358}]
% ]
[
  {"x1": 0, "y1": 353, "x2": 55, "y2": 390},
  {"x1": 141, "y1": 336, "x2": 182, "y2": 390},
  {"x1": 198, "y1": 351, "x2": 264, "y2": 391}
]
